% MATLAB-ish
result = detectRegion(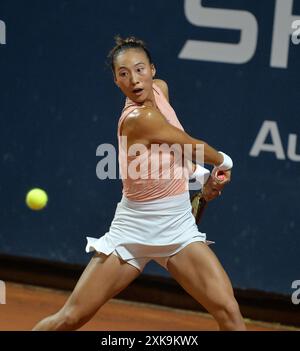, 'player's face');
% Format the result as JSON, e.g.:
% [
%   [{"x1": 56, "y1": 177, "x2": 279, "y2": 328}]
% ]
[{"x1": 114, "y1": 49, "x2": 156, "y2": 104}]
